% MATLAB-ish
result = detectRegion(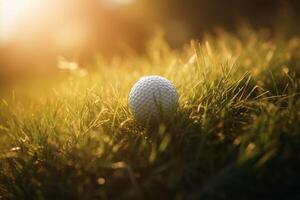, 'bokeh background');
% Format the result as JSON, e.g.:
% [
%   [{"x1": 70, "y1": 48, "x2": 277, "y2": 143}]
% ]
[{"x1": 1, "y1": 0, "x2": 300, "y2": 84}]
